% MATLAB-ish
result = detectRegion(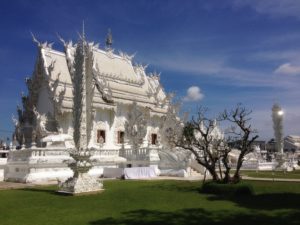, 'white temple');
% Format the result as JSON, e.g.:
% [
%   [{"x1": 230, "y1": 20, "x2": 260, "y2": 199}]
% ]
[
  {"x1": 5, "y1": 30, "x2": 197, "y2": 183},
  {"x1": 2, "y1": 30, "x2": 298, "y2": 184}
]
